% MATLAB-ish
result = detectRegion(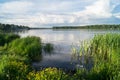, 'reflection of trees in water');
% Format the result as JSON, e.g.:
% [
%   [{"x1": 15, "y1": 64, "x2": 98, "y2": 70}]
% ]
[
  {"x1": 2, "y1": 29, "x2": 29, "y2": 34},
  {"x1": 33, "y1": 41, "x2": 94, "y2": 71},
  {"x1": 42, "y1": 43, "x2": 54, "y2": 56}
]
